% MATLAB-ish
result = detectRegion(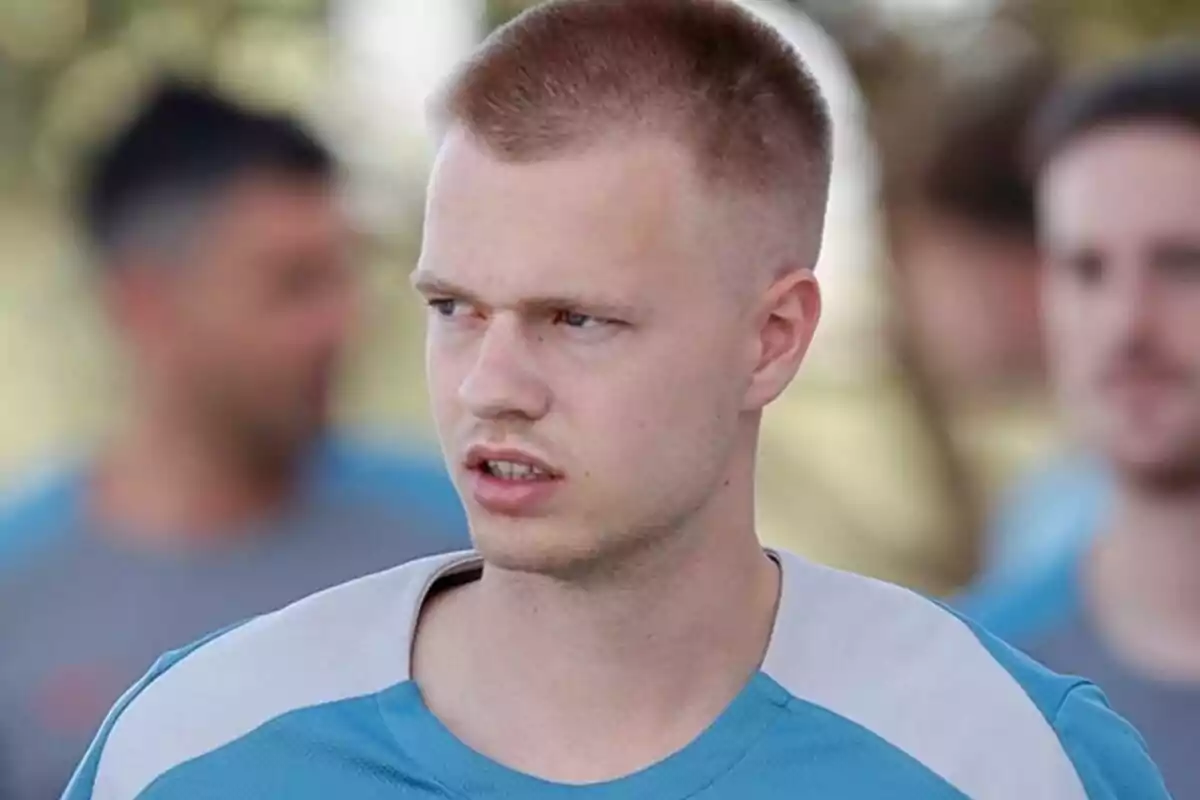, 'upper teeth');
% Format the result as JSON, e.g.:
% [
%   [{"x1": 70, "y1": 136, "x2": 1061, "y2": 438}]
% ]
[{"x1": 486, "y1": 460, "x2": 546, "y2": 480}]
